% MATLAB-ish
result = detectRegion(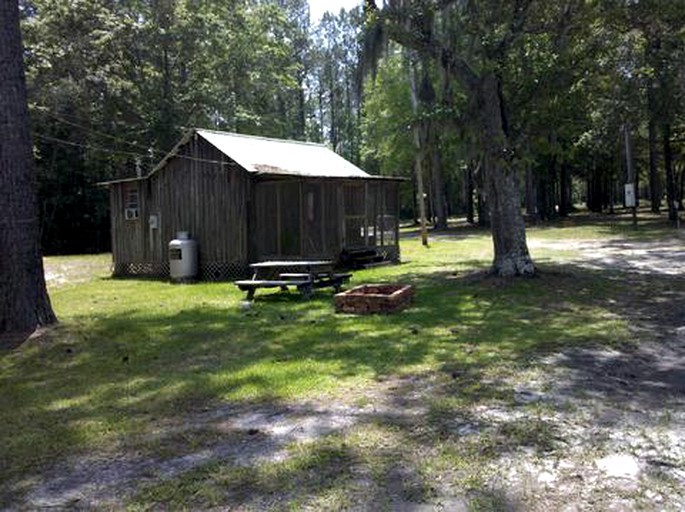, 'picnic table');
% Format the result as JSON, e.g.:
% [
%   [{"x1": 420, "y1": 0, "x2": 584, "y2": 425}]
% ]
[{"x1": 234, "y1": 260, "x2": 351, "y2": 300}]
